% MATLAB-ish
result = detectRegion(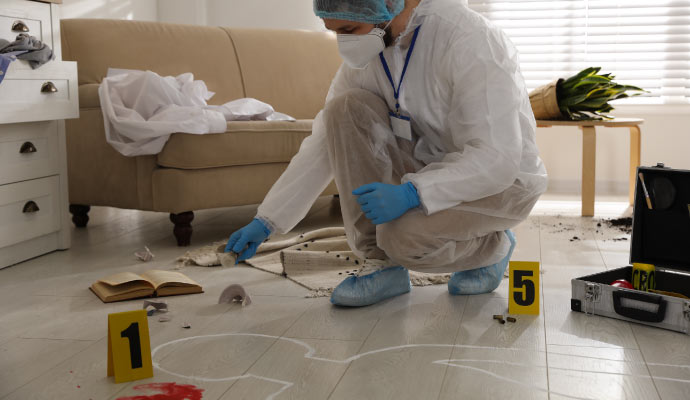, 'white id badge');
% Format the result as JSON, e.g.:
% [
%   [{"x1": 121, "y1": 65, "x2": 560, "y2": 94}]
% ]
[{"x1": 389, "y1": 112, "x2": 413, "y2": 141}]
